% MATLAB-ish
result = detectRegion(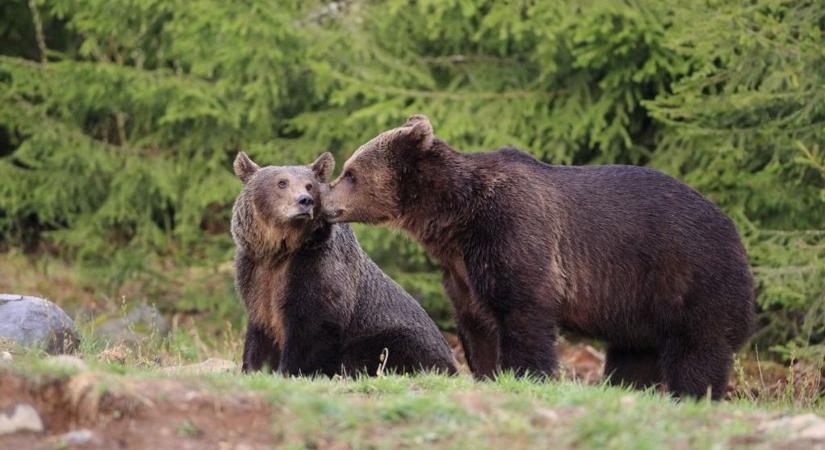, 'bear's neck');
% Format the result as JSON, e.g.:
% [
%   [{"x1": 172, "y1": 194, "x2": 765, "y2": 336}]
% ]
[
  {"x1": 395, "y1": 141, "x2": 488, "y2": 258},
  {"x1": 233, "y1": 199, "x2": 325, "y2": 261}
]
